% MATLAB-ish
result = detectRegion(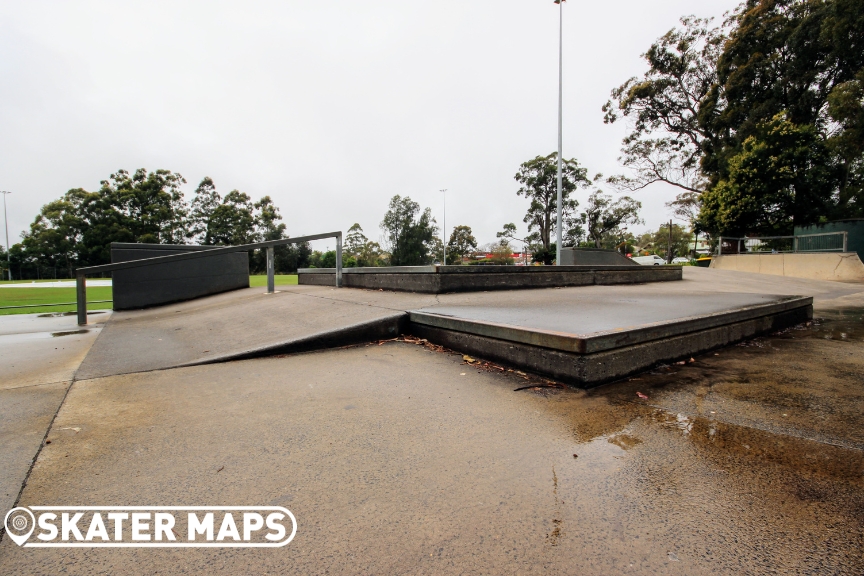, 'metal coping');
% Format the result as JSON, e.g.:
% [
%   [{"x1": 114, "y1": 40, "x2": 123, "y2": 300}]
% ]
[{"x1": 408, "y1": 295, "x2": 813, "y2": 355}]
